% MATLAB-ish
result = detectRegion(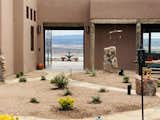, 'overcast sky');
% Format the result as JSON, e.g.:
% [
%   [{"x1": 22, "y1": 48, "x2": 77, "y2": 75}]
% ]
[{"x1": 52, "y1": 30, "x2": 84, "y2": 36}]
